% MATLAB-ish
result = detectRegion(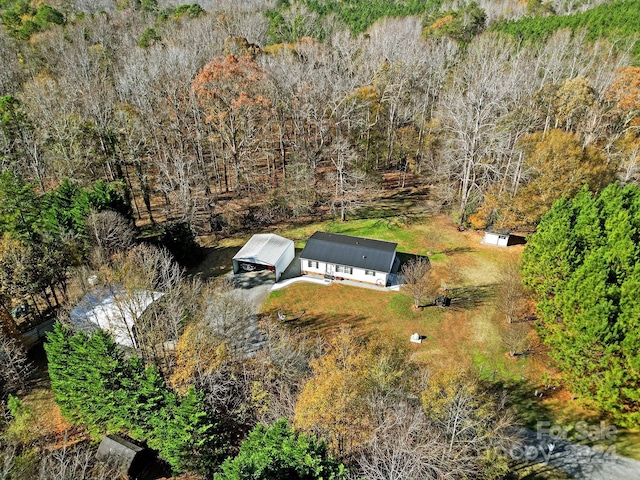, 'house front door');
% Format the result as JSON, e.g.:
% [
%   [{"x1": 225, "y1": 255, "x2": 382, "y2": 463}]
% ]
[{"x1": 325, "y1": 263, "x2": 334, "y2": 275}]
